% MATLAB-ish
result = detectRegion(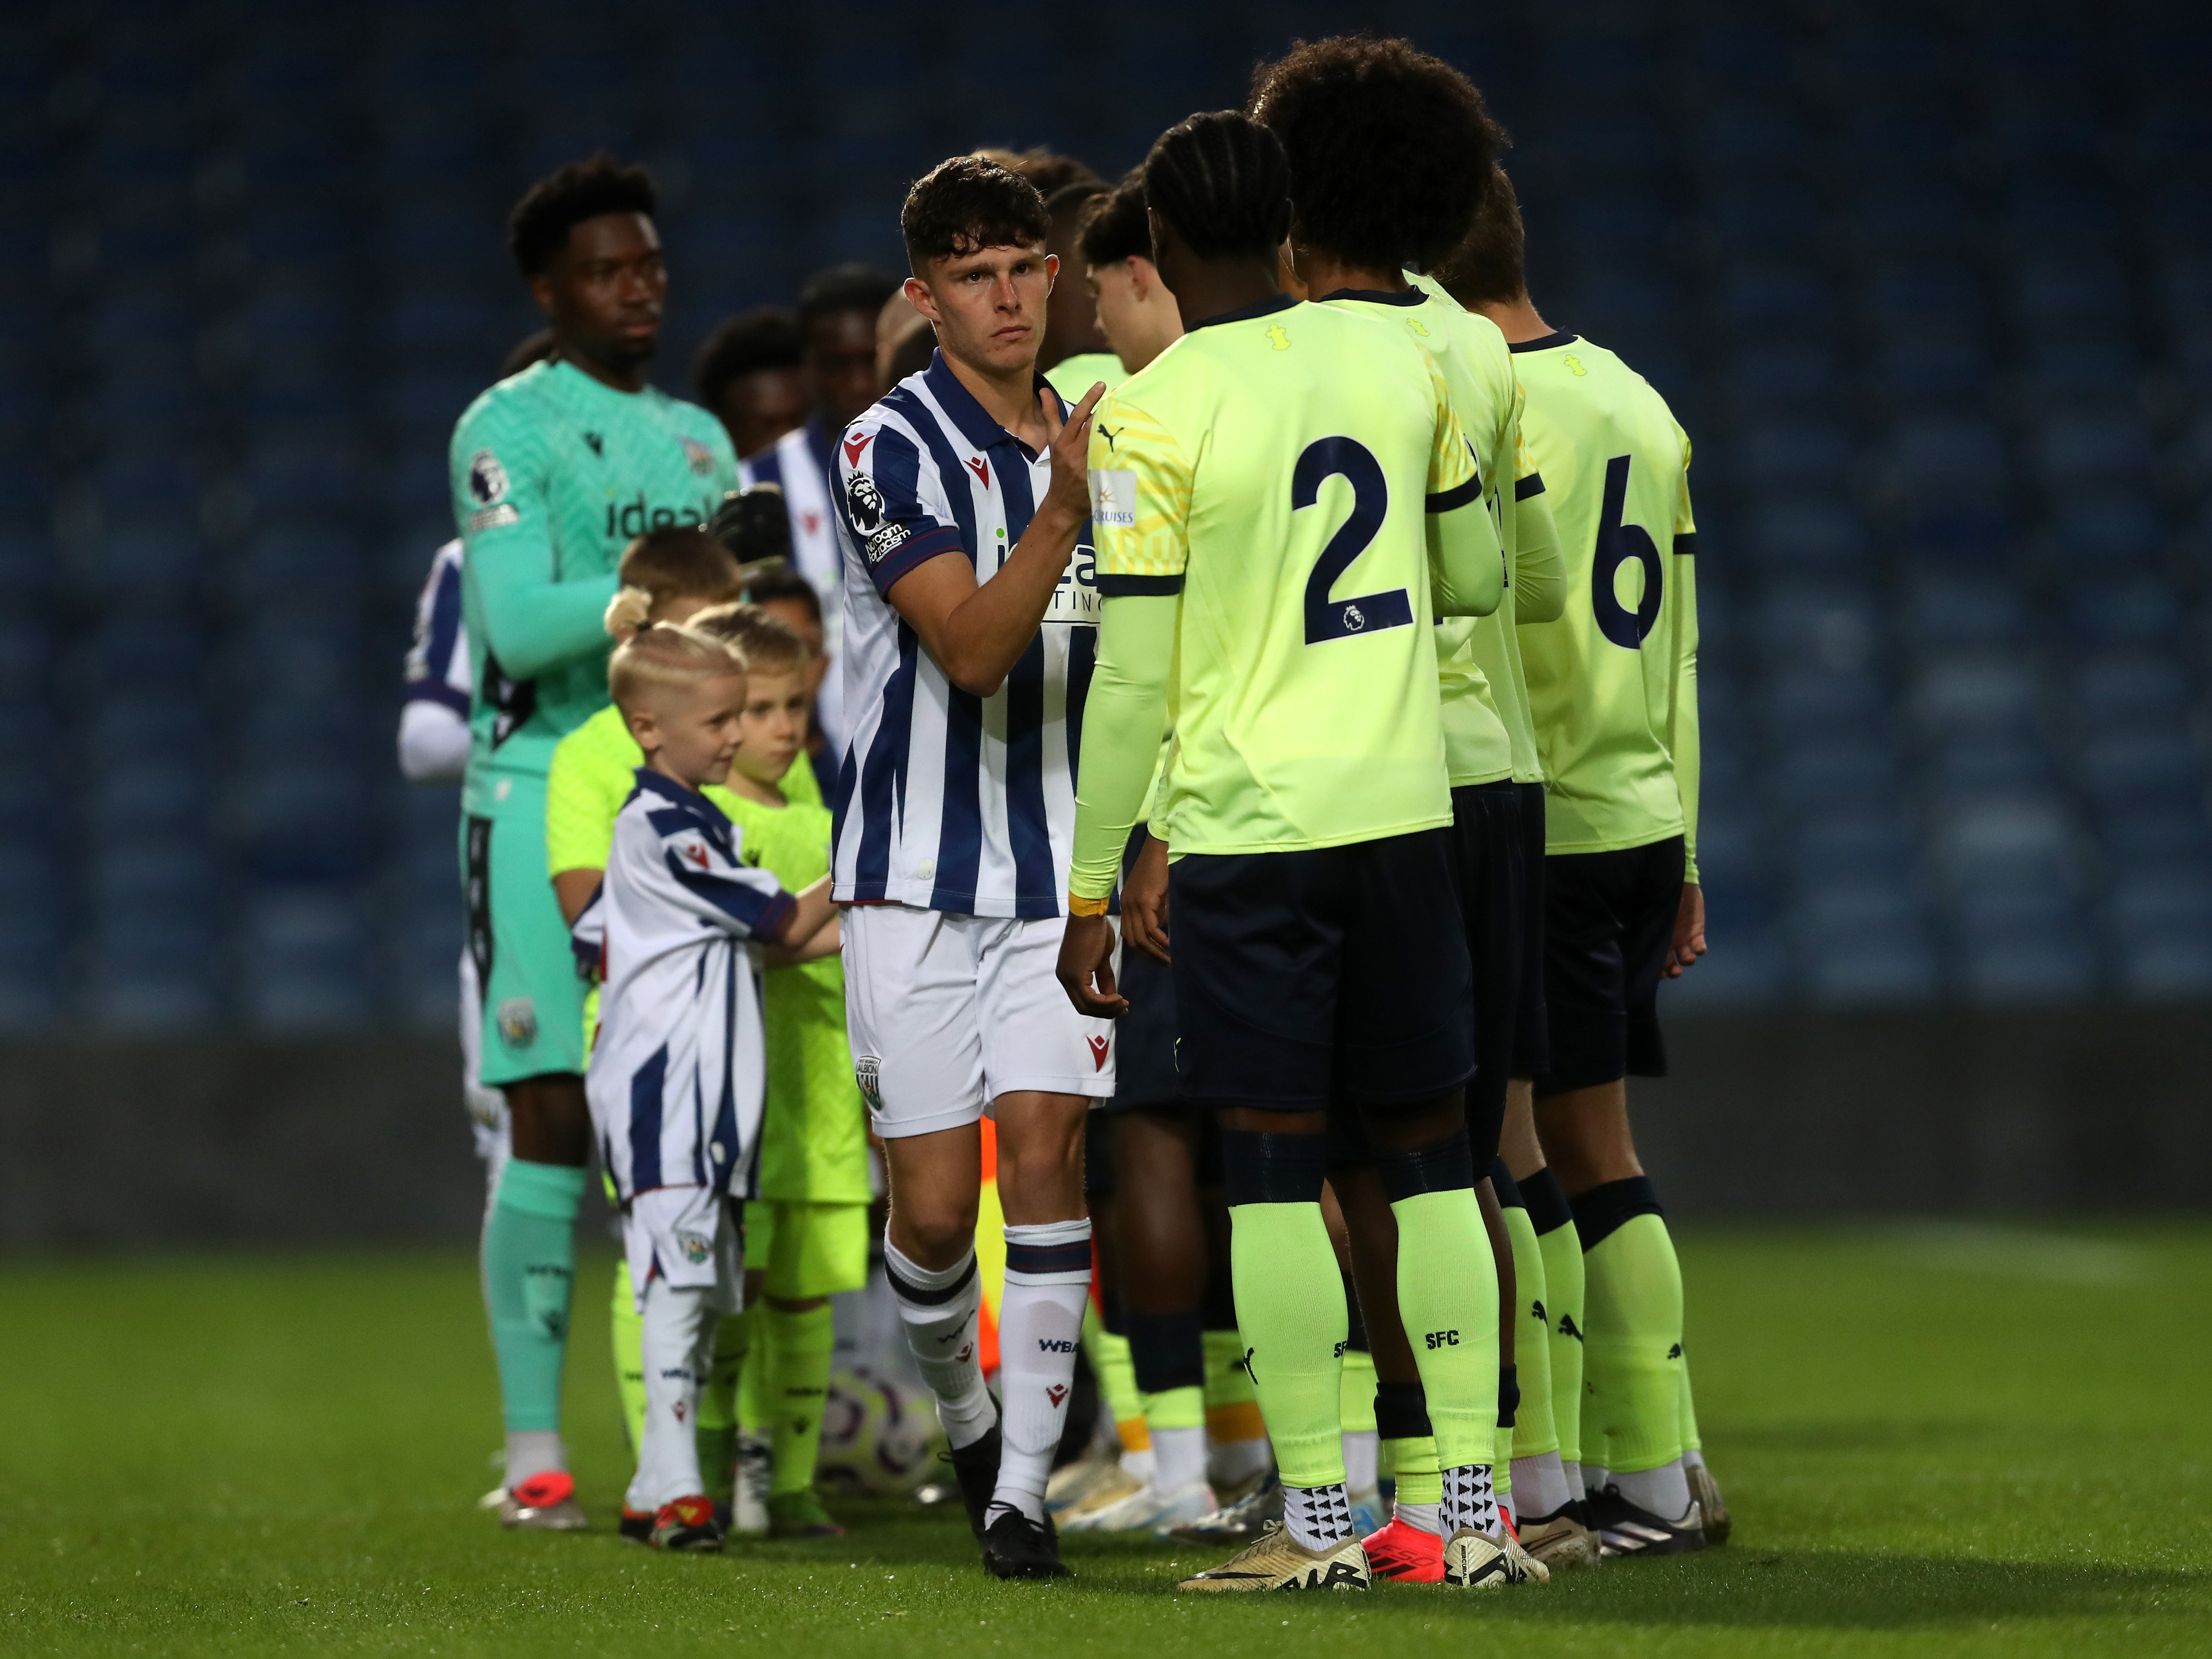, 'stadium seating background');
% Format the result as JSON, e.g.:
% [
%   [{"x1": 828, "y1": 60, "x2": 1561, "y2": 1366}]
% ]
[{"x1": 2, "y1": 0, "x2": 2208, "y2": 1035}]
